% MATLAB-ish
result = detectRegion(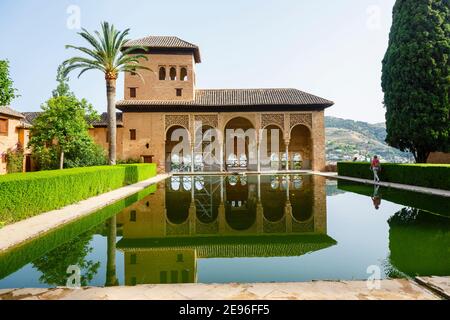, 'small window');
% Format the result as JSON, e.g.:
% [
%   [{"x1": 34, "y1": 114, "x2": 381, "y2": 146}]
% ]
[
  {"x1": 159, "y1": 66, "x2": 166, "y2": 80},
  {"x1": 180, "y1": 67, "x2": 188, "y2": 81},
  {"x1": 130, "y1": 254, "x2": 137, "y2": 265},
  {"x1": 130, "y1": 67, "x2": 136, "y2": 76},
  {"x1": 130, "y1": 87, "x2": 137, "y2": 98},
  {"x1": 170, "y1": 67, "x2": 177, "y2": 81},
  {"x1": 130, "y1": 129, "x2": 136, "y2": 141},
  {"x1": 130, "y1": 210, "x2": 137, "y2": 222},
  {"x1": 0, "y1": 118, "x2": 8, "y2": 135},
  {"x1": 176, "y1": 88, "x2": 183, "y2": 97},
  {"x1": 177, "y1": 254, "x2": 184, "y2": 262}
]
